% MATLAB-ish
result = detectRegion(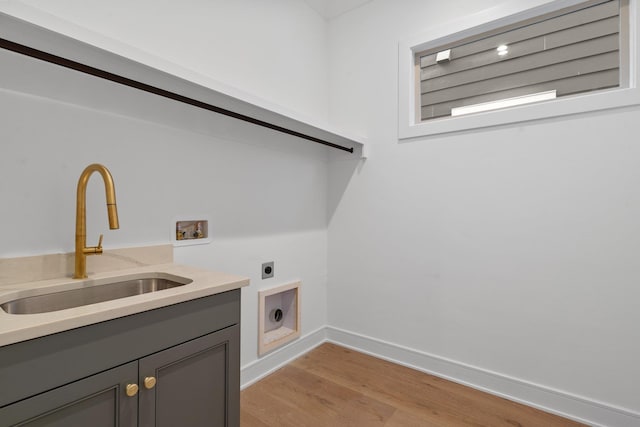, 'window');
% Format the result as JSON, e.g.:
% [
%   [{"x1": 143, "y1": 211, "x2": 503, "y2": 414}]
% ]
[
  {"x1": 399, "y1": 0, "x2": 636, "y2": 139},
  {"x1": 417, "y1": 0, "x2": 622, "y2": 121}
]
